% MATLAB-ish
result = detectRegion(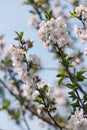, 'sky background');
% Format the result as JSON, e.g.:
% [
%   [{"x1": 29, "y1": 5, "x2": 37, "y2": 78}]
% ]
[{"x1": 0, "y1": 0, "x2": 57, "y2": 130}]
